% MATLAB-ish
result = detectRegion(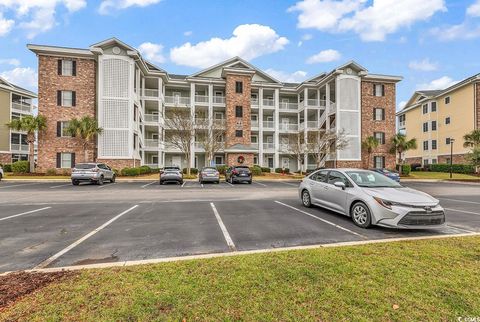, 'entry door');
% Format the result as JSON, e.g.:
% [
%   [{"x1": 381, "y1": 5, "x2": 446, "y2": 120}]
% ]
[
  {"x1": 282, "y1": 157, "x2": 290, "y2": 169},
  {"x1": 268, "y1": 157, "x2": 274, "y2": 168}
]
